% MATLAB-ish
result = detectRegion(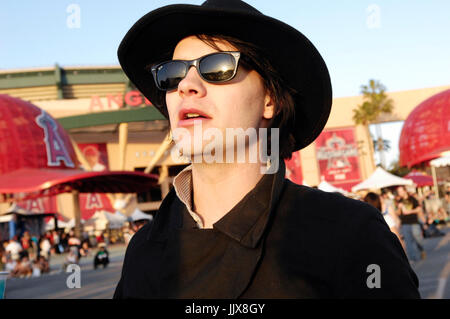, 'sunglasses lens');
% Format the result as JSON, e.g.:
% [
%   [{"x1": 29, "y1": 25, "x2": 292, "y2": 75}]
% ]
[
  {"x1": 199, "y1": 53, "x2": 237, "y2": 82},
  {"x1": 156, "y1": 61, "x2": 186, "y2": 90}
]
